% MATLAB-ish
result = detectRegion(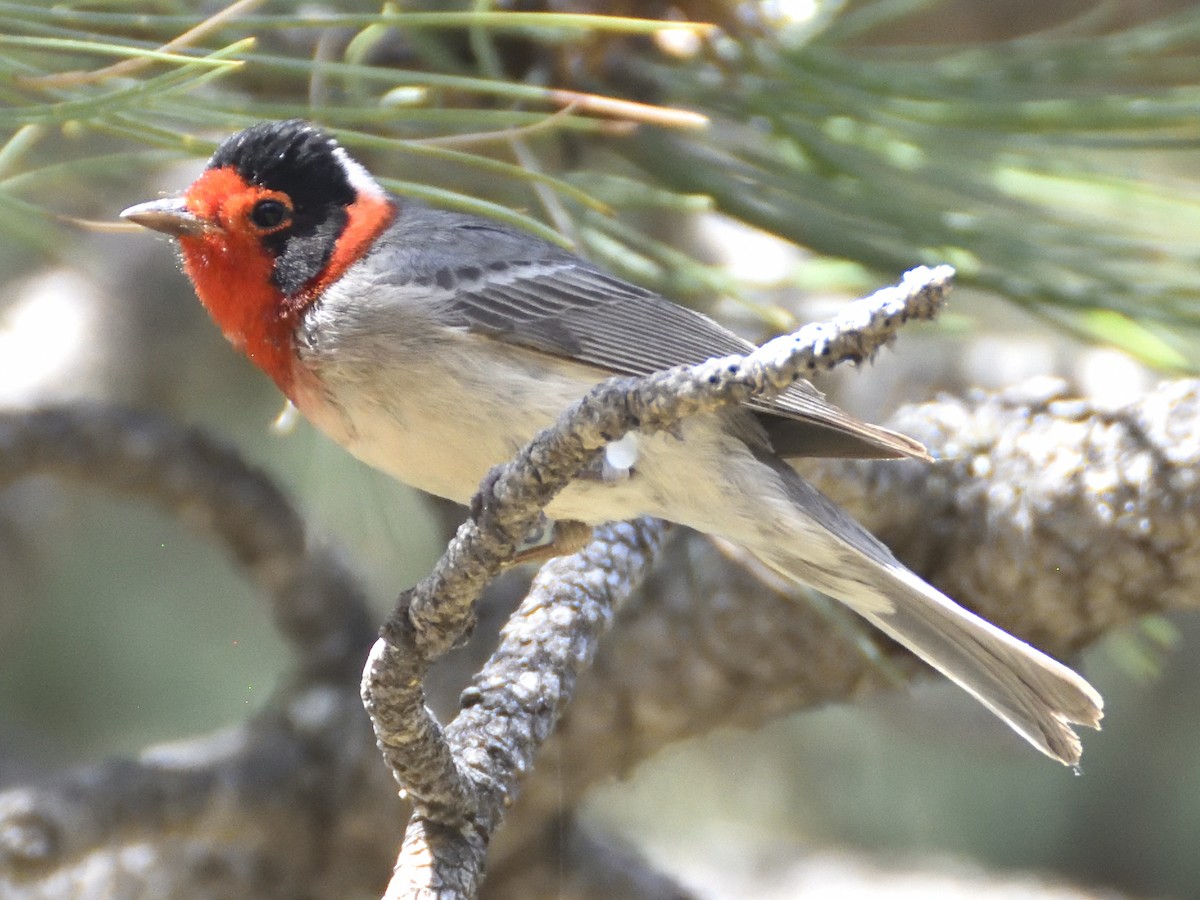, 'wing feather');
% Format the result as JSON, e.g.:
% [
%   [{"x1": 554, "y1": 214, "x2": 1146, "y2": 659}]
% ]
[{"x1": 373, "y1": 206, "x2": 929, "y2": 460}]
